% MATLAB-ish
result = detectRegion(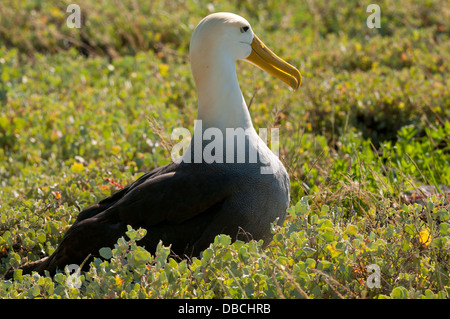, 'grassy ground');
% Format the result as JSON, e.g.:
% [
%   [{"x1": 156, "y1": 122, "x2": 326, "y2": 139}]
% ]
[{"x1": 0, "y1": 0, "x2": 449, "y2": 298}]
